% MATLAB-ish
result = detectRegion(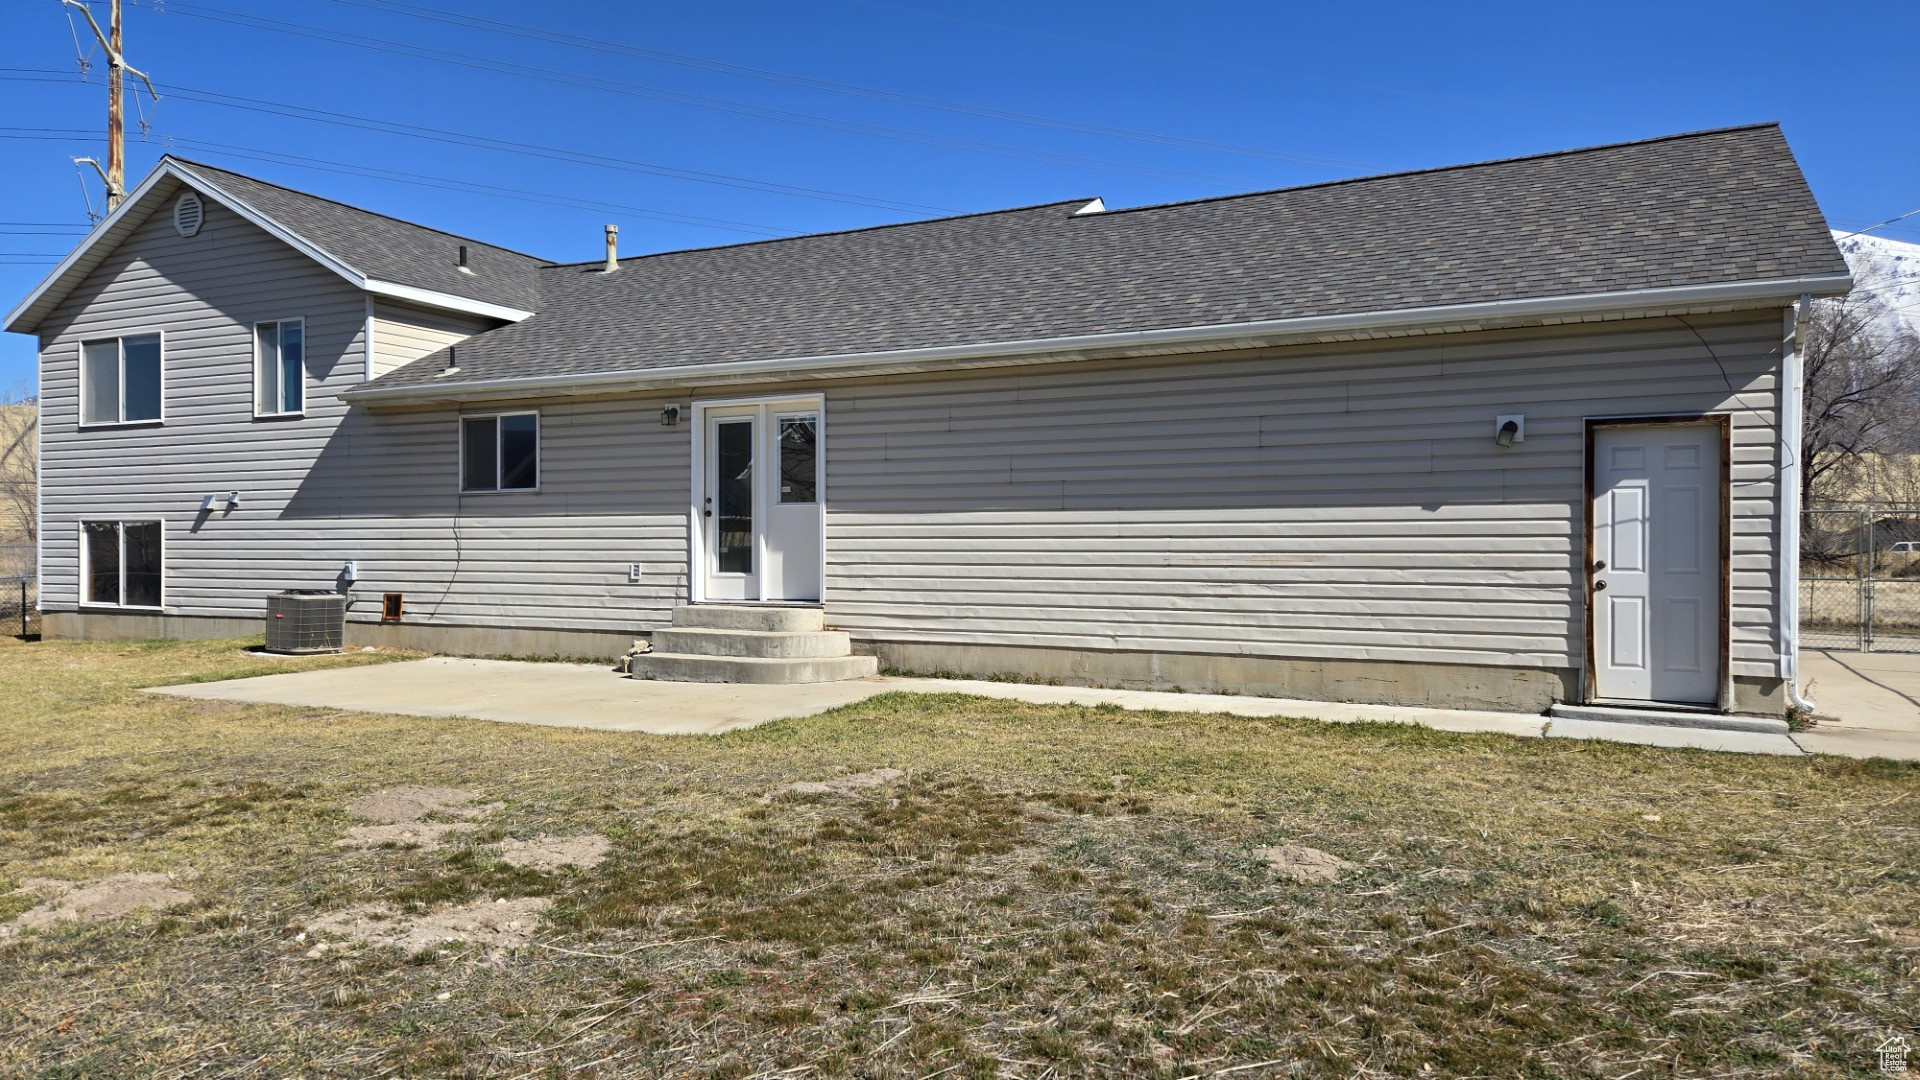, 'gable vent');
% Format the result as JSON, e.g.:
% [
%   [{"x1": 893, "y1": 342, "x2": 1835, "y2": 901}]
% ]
[{"x1": 173, "y1": 192, "x2": 204, "y2": 237}]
